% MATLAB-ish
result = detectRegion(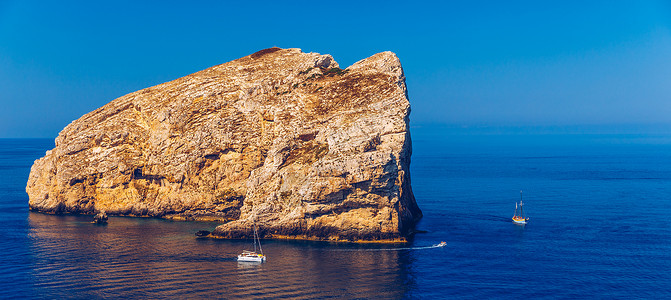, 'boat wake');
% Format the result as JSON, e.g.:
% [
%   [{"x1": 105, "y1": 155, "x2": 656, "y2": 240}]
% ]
[{"x1": 331, "y1": 242, "x2": 446, "y2": 252}]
